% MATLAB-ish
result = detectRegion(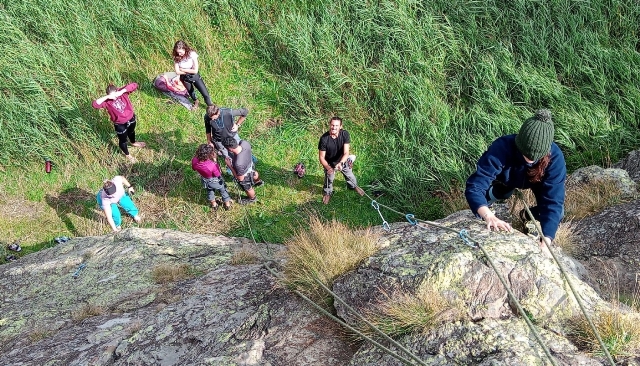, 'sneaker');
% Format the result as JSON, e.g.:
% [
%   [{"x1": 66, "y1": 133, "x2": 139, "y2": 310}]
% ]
[
  {"x1": 322, "y1": 195, "x2": 331, "y2": 205},
  {"x1": 7, "y1": 242, "x2": 21, "y2": 252},
  {"x1": 239, "y1": 197, "x2": 257, "y2": 205},
  {"x1": 5, "y1": 255, "x2": 17, "y2": 262}
]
